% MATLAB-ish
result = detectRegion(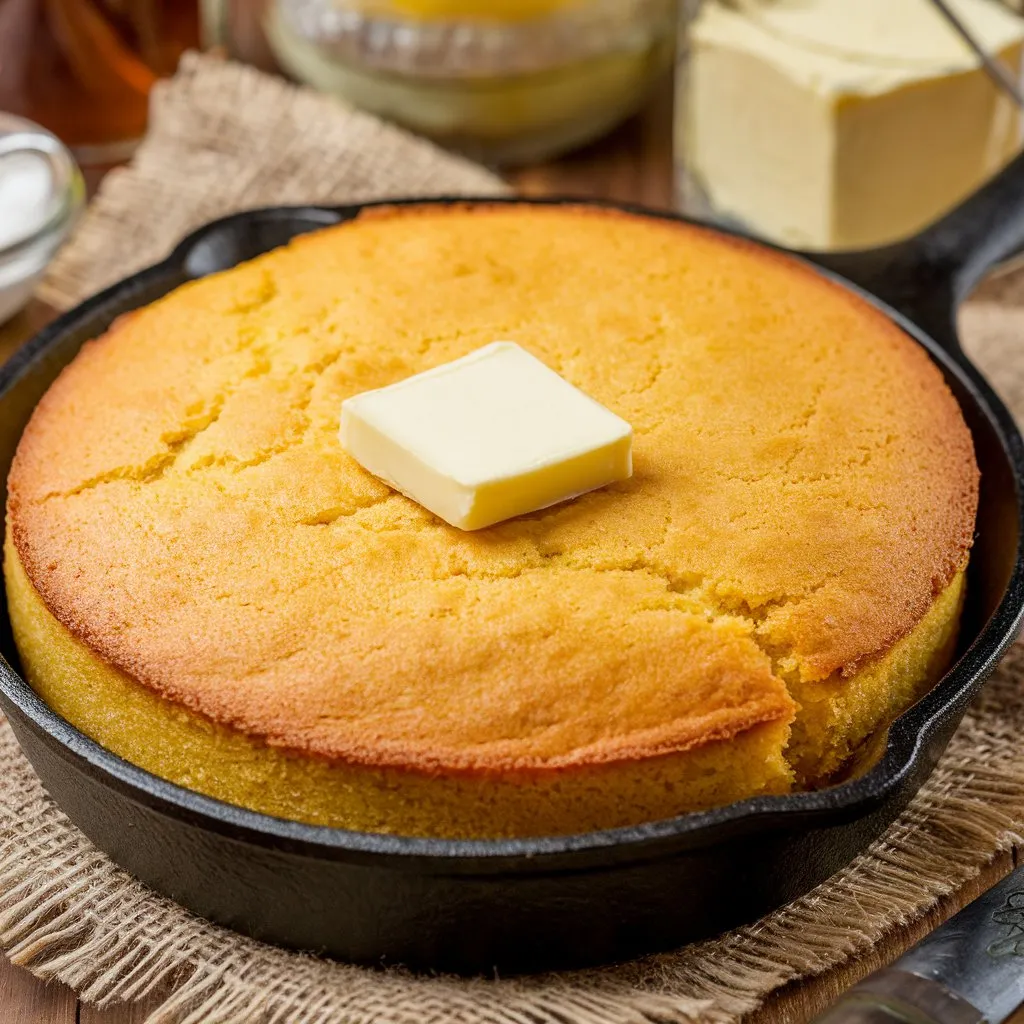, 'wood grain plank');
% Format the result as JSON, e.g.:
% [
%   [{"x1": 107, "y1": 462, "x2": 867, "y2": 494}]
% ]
[
  {"x1": 0, "y1": 956, "x2": 77, "y2": 1024},
  {"x1": 79, "y1": 992, "x2": 167, "y2": 1024}
]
